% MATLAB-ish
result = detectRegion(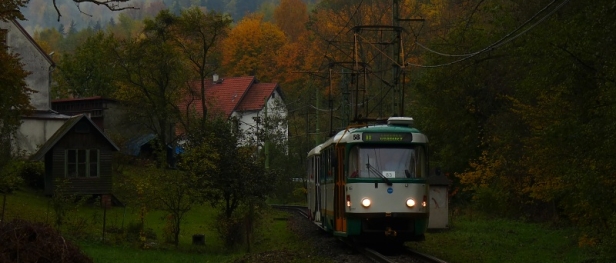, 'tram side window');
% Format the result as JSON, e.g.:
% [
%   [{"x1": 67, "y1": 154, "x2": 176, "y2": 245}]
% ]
[
  {"x1": 307, "y1": 158, "x2": 313, "y2": 182},
  {"x1": 321, "y1": 150, "x2": 328, "y2": 182},
  {"x1": 323, "y1": 150, "x2": 332, "y2": 182},
  {"x1": 315, "y1": 156, "x2": 321, "y2": 183},
  {"x1": 325, "y1": 148, "x2": 334, "y2": 183},
  {"x1": 416, "y1": 146, "x2": 426, "y2": 178},
  {"x1": 348, "y1": 146, "x2": 359, "y2": 178}
]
